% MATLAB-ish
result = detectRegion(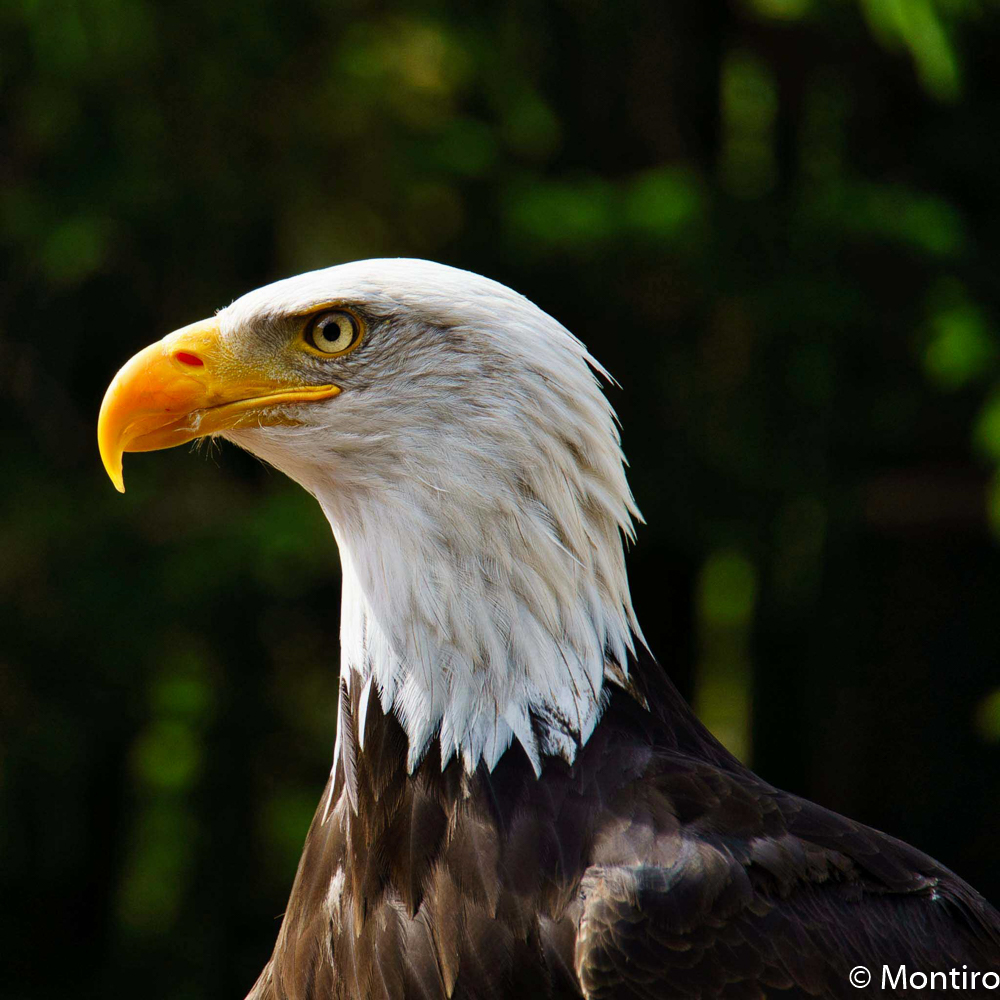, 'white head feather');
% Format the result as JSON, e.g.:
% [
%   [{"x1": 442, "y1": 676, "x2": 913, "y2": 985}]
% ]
[{"x1": 220, "y1": 259, "x2": 643, "y2": 775}]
